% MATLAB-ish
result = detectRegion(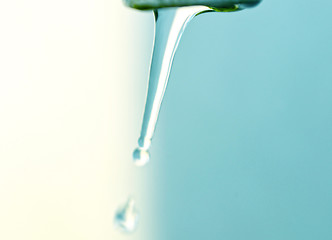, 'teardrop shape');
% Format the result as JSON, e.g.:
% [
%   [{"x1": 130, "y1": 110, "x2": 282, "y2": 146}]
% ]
[{"x1": 134, "y1": 6, "x2": 211, "y2": 165}]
